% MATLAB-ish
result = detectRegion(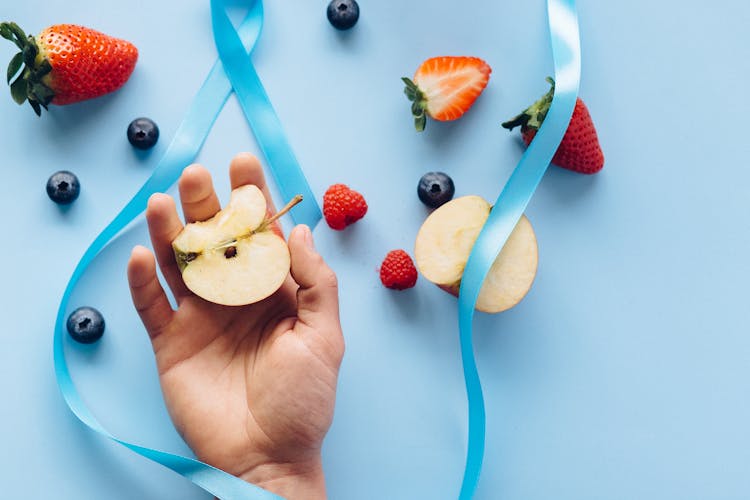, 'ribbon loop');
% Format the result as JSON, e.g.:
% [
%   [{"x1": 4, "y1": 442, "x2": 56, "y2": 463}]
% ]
[
  {"x1": 53, "y1": 0, "x2": 321, "y2": 498},
  {"x1": 211, "y1": 0, "x2": 321, "y2": 228}
]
